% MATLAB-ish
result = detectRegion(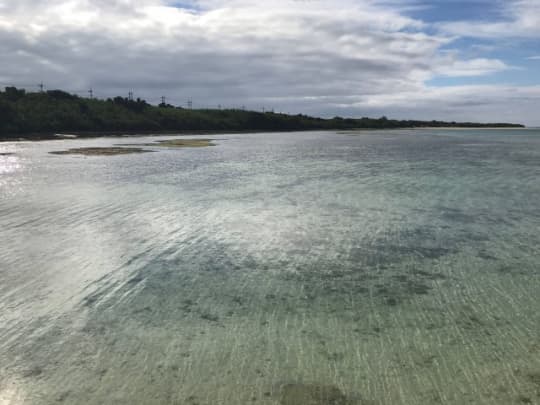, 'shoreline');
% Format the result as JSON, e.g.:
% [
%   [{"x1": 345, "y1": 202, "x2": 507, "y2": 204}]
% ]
[
  {"x1": 0, "y1": 126, "x2": 529, "y2": 143},
  {"x1": 410, "y1": 126, "x2": 530, "y2": 130},
  {"x1": 0, "y1": 129, "x2": 317, "y2": 143}
]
